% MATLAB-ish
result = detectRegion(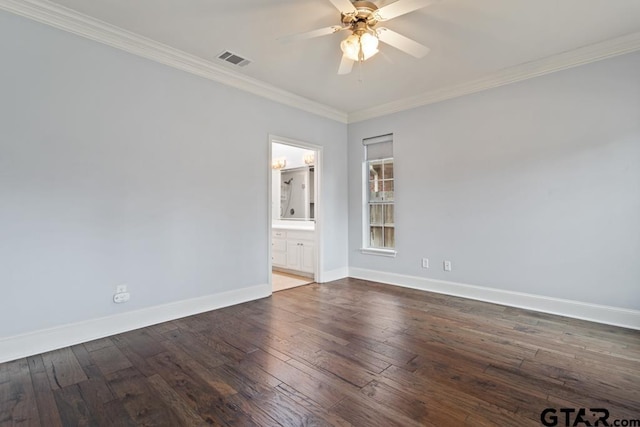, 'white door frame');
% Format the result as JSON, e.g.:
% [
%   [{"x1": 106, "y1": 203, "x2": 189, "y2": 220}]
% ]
[{"x1": 268, "y1": 134, "x2": 323, "y2": 289}]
